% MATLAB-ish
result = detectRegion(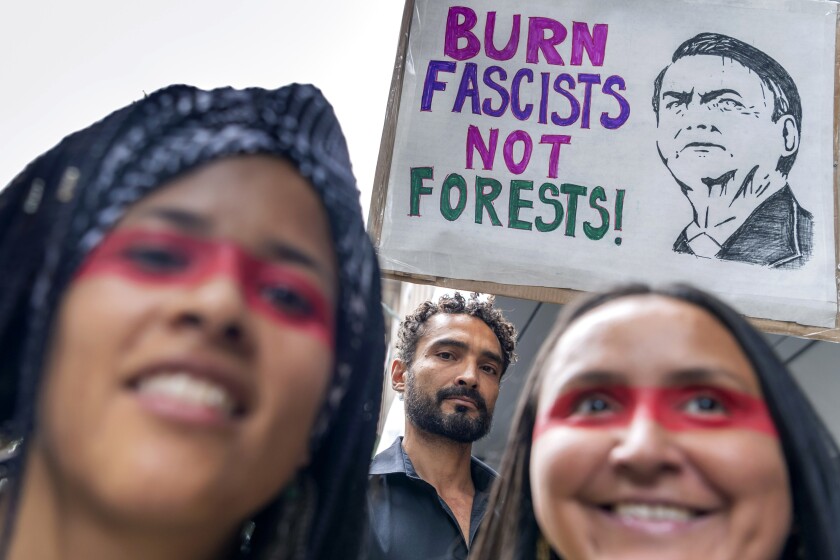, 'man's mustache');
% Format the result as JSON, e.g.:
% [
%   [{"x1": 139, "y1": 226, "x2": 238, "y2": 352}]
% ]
[{"x1": 436, "y1": 386, "x2": 488, "y2": 413}]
